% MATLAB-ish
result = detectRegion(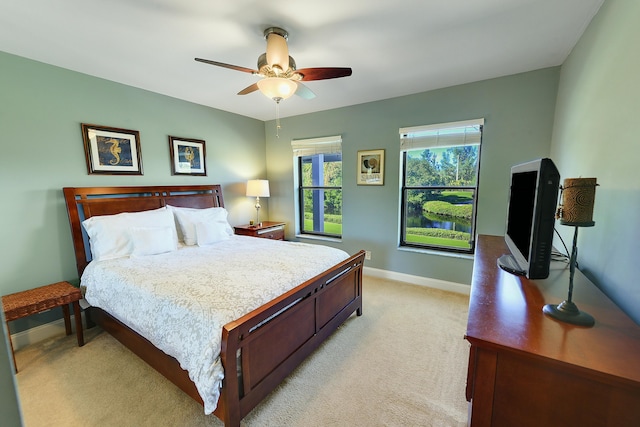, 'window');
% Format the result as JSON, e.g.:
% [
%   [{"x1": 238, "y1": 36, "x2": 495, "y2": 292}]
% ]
[
  {"x1": 292, "y1": 136, "x2": 342, "y2": 238},
  {"x1": 399, "y1": 119, "x2": 483, "y2": 253}
]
